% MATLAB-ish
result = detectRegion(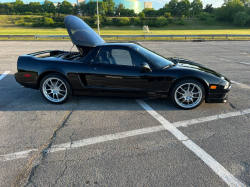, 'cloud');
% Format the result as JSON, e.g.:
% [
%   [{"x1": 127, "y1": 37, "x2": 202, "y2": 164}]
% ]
[{"x1": 201, "y1": 0, "x2": 224, "y2": 7}]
